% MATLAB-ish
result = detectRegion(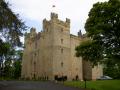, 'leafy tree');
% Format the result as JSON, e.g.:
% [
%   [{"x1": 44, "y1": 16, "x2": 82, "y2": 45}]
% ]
[
  {"x1": 12, "y1": 50, "x2": 23, "y2": 79},
  {"x1": 0, "y1": 0, "x2": 27, "y2": 45},
  {"x1": 0, "y1": 0, "x2": 27, "y2": 77},
  {"x1": 76, "y1": 0, "x2": 120, "y2": 65},
  {"x1": 15, "y1": 50, "x2": 23, "y2": 60},
  {"x1": 0, "y1": 40, "x2": 10, "y2": 61},
  {"x1": 0, "y1": 0, "x2": 27, "y2": 60},
  {"x1": 104, "y1": 60, "x2": 120, "y2": 79},
  {"x1": 76, "y1": 39, "x2": 103, "y2": 65},
  {"x1": 0, "y1": 0, "x2": 26, "y2": 79},
  {"x1": 13, "y1": 60, "x2": 21, "y2": 79},
  {"x1": 4, "y1": 60, "x2": 13, "y2": 78},
  {"x1": 0, "y1": 49, "x2": 23, "y2": 79}
]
